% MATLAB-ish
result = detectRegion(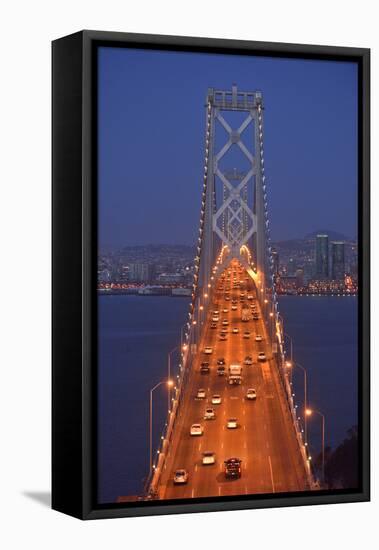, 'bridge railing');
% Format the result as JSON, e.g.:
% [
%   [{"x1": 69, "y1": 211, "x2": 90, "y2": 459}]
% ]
[{"x1": 272, "y1": 317, "x2": 317, "y2": 489}]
